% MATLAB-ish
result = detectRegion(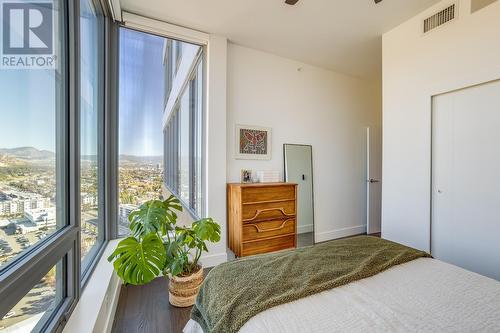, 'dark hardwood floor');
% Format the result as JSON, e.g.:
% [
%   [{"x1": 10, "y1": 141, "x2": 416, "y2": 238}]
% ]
[{"x1": 112, "y1": 269, "x2": 211, "y2": 333}]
